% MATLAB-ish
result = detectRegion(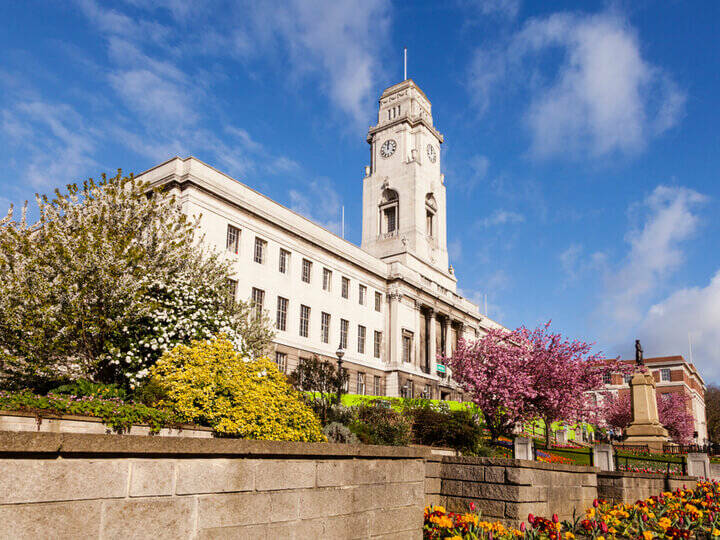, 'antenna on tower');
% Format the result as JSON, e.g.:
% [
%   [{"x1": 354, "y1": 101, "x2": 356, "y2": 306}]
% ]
[
  {"x1": 404, "y1": 47, "x2": 407, "y2": 80},
  {"x1": 688, "y1": 332, "x2": 694, "y2": 364}
]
